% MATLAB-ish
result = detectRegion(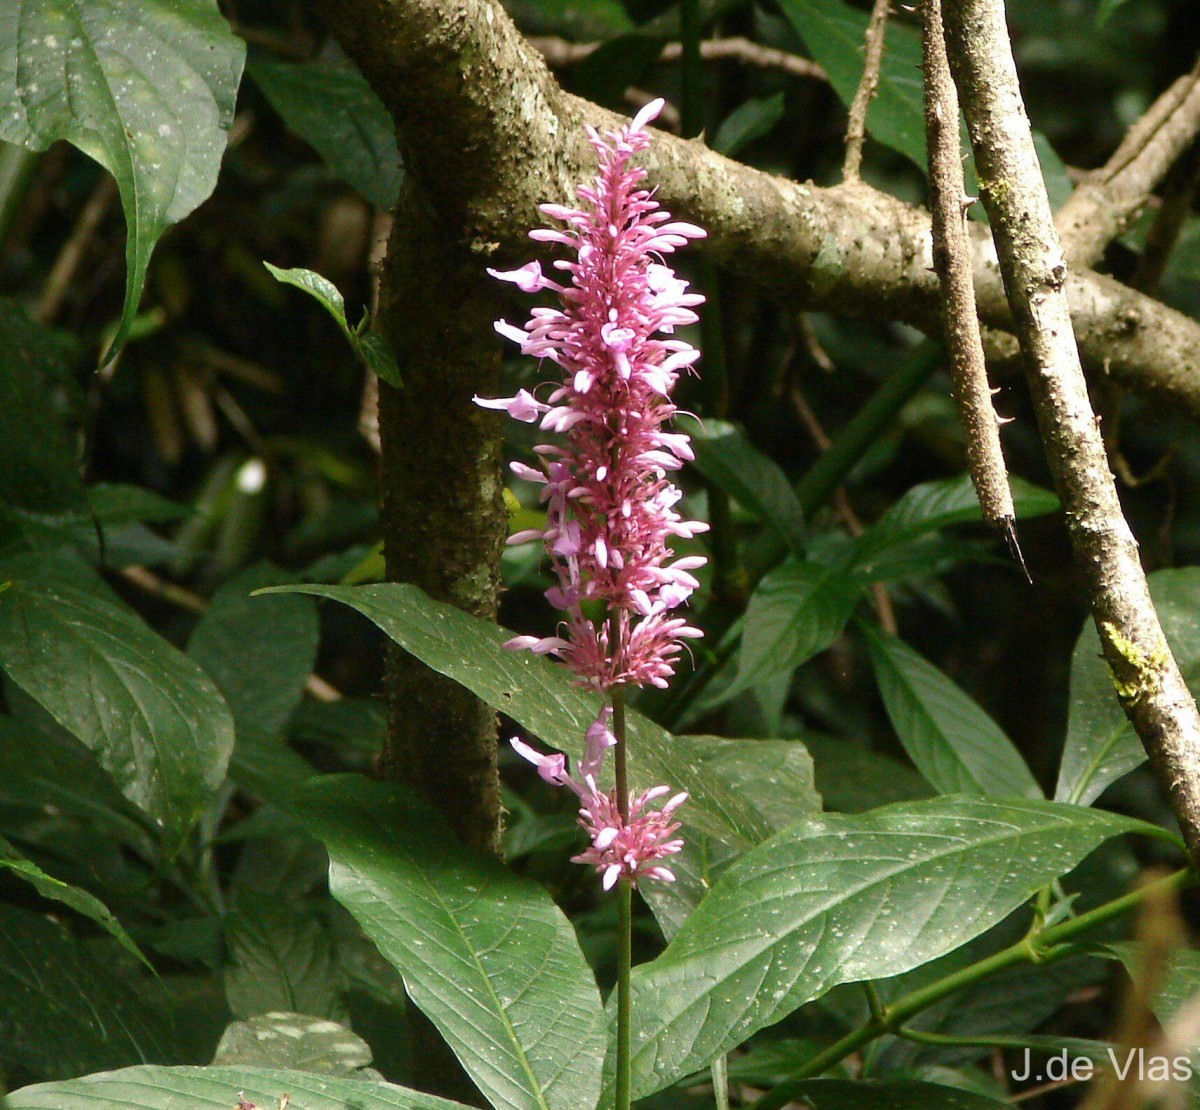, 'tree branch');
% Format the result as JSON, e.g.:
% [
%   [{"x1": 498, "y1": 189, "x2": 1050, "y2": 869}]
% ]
[
  {"x1": 943, "y1": 0, "x2": 1200, "y2": 866},
  {"x1": 1058, "y1": 58, "x2": 1200, "y2": 268},
  {"x1": 316, "y1": 0, "x2": 1200, "y2": 422},
  {"x1": 843, "y1": 0, "x2": 892, "y2": 183}
]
